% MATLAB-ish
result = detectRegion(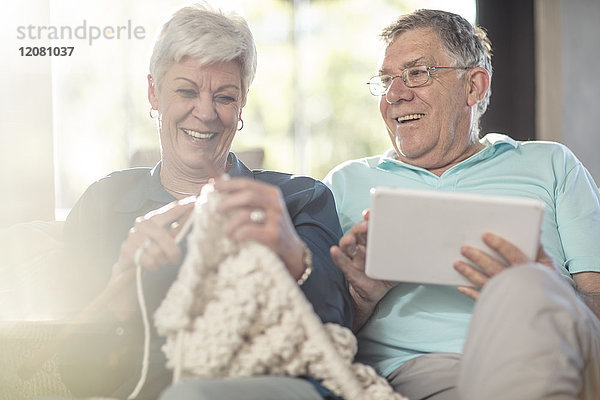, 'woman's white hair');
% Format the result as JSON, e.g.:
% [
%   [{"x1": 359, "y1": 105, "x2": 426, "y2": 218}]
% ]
[{"x1": 149, "y1": 2, "x2": 257, "y2": 102}]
